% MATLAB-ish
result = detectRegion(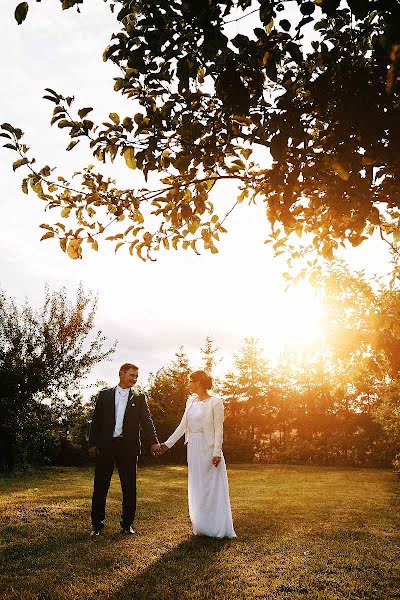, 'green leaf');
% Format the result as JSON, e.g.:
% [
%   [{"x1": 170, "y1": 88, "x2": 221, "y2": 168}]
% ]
[
  {"x1": 1, "y1": 123, "x2": 15, "y2": 134},
  {"x1": 15, "y1": 2, "x2": 29, "y2": 25},
  {"x1": 57, "y1": 120, "x2": 73, "y2": 129},
  {"x1": 314, "y1": 19, "x2": 329, "y2": 31},
  {"x1": 279, "y1": 19, "x2": 291, "y2": 31},
  {"x1": 300, "y1": 2, "x2": 315, "y2": 15},
  {"x1": 66, "y1": 140, "x2": 79, "y2": 151},
  {"x1": 123, "y1": 117, "x2": 133, "y2": 132},
  {"x1": 44, "y1": 88, "x2": 59, "y2": 98},
  {"x1": 43, "y1": 95, "x2": 60, "y2": 104},
  {"x1": 78, "y1": 107, "x2": 93, "y2": 119}
]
